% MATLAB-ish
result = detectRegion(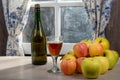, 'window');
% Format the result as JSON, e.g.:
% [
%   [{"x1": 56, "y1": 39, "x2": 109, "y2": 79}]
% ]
[{"x1": 22, "y1": 0, "x2": 93, "y2": 55}]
